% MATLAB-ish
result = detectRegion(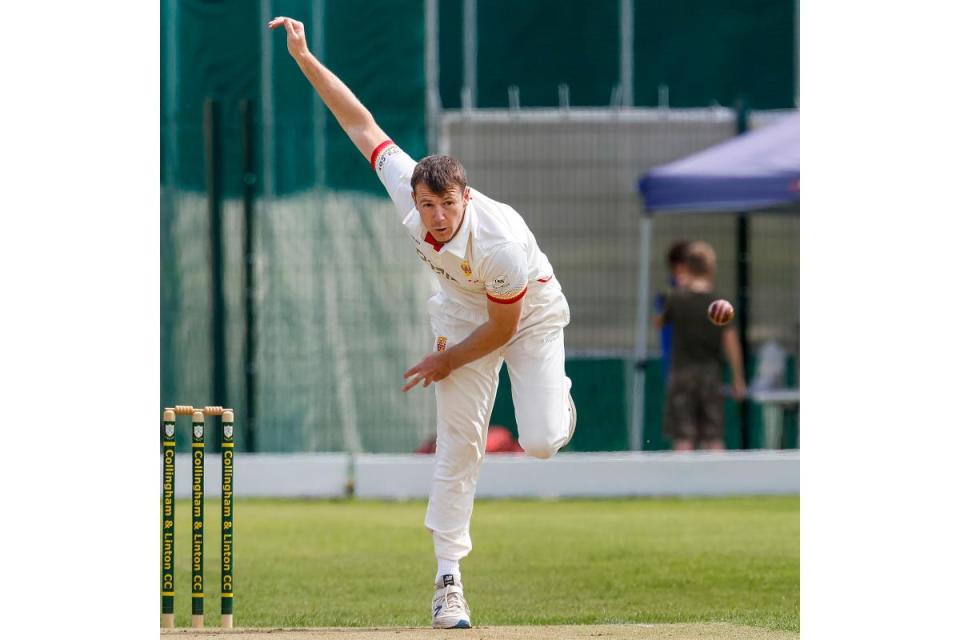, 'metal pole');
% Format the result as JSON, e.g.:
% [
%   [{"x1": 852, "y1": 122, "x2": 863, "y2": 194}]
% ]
[
  {"x1": 240, "y1": 100, "x2": 257, "y2": 453},
  {"x1": 204, "y1": 99, "x2": 227, "y2": 416},
  {"x1": 619, "y1": 0, "x2": 634, "y2": 107},
  {"x1": 735, "y1": 99, "x2": 752, "y2": 449},
  {"x1": 630, "y1": 214, "x2": 653, "y2": 450},
  {"x1": 794, "y1": 0, "x2": 800, "y2": 106},
  {"x1": 426, "y1": 0, "x2": 440, "y2": 152},
  {"x1": 463, "y1": 0, "x2": 477, "y2": 110}
]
